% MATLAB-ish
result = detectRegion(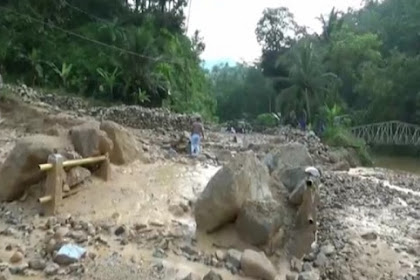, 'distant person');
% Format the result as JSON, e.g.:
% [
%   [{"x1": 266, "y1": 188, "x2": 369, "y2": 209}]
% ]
[
  {"x1": 289, "y1": 110, "x2": 297, "y2": 127},
  {"x1": 298, "y1": 110, "x2": 307, "y2": 131},
  {"x1": 190, "y1": 116, "x2": 205, "y2": 157}
]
